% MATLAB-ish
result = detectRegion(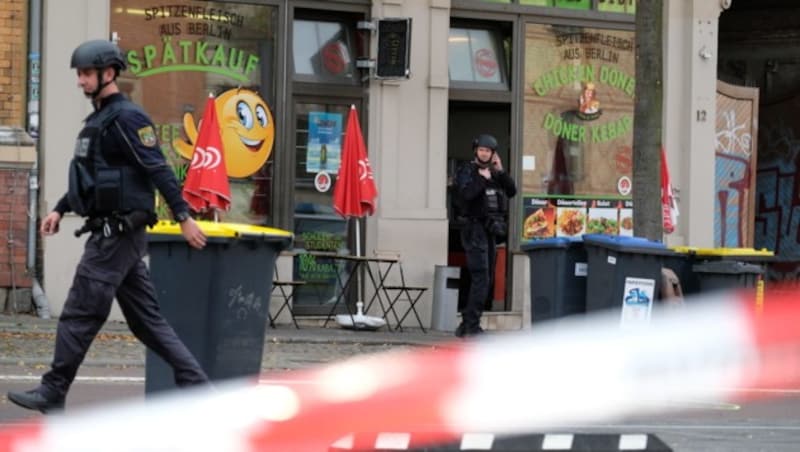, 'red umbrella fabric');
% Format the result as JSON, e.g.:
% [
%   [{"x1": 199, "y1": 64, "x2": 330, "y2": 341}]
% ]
[
  {"x1": 182, "y1": 94, "x2": 232, "y2": 214},
  {"x1": 333, "y1": 105, "x2": 378, "y2": 218}
]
